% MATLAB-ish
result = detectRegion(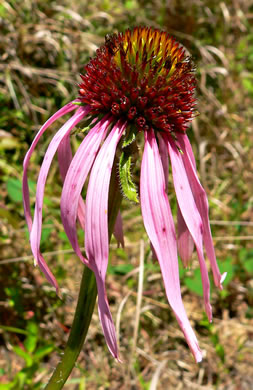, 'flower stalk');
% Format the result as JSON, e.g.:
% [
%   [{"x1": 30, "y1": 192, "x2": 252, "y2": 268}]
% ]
[{"x1": 45, "y1": 266, "x2": 97, "y2": 390}]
